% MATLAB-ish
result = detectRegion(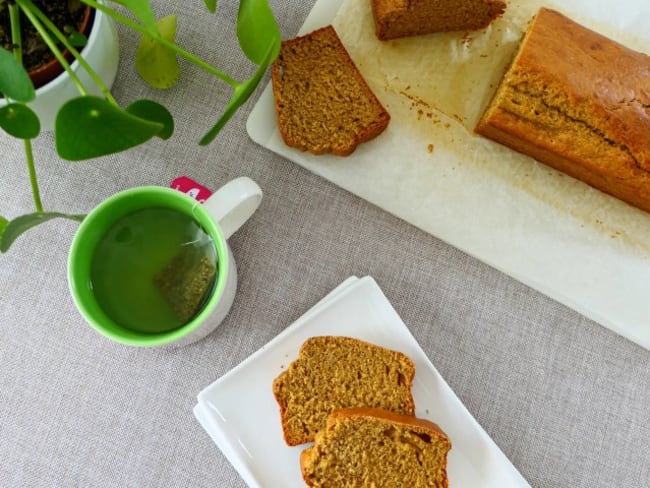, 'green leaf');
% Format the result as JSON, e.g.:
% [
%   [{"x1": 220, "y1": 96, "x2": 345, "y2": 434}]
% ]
[
  {"x1": 203, "y1": 0, "x2": 217, "y2": 13},
  {"x1": 135, "y1": 14, "x2": 180, "y2": 89},
  {"x1": 0, "y1": 103, "x2": 40, "y2": 139},
  {"x1": 67, "y1": 31, "x2": 88, "y2": 48},
  {"x1": 199, "y1": 42, "x2": 276, "y2": 145},
  {"x1": 0, "y1": 216, "x2": 8, "y2": 236},
  {"x1": 63, "y1": 24, "x2": 88, "y2": 47},
  {"x1": 0, "y1": 212, "x2": 85, "y2": 253},
  {"x1": 126, "y1": 99, "x2": 174, "y2": 139},
  {"x1": 55, "y1": 96, "x2": 164, "y2": 161},
  {"x1": 237, "y1": 0, "x2": 281, "y2": 64},
  {"x1": 111, "y1": 0, "x2": 158, "y2": 35},
  {"x1": 0, "y1": 46, "x2": 36, "y2": 102}
]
